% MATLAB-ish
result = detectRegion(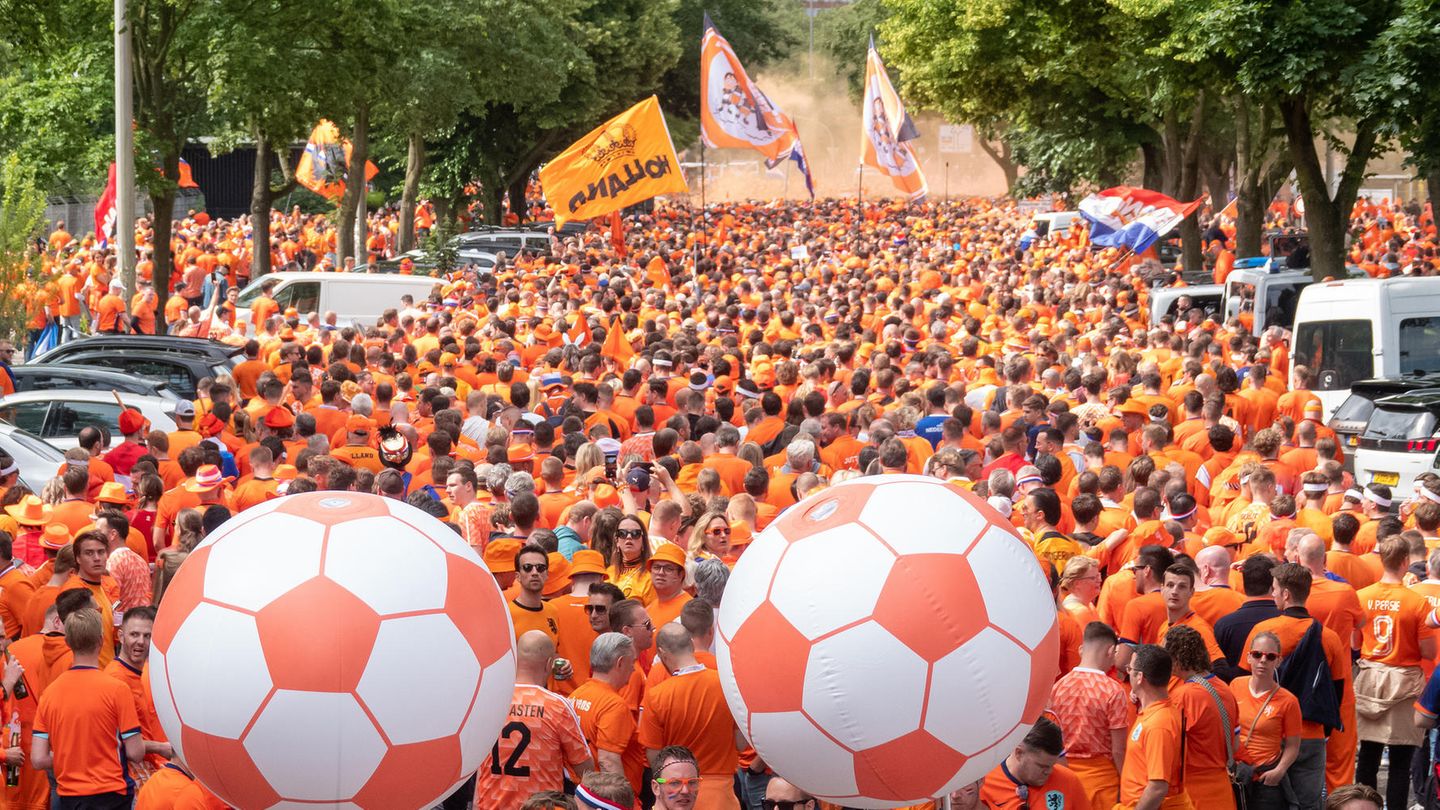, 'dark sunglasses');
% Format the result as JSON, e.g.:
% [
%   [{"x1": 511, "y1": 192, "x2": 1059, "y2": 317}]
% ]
[
  {"x1": 1248, "y1": 650, "x2": 1280, "y2": 662},
  {"x1": 616, "y1": 528, "x2": 646, "y2": 539},
  {"x1": 519, "y1": 563, "x2": 548, "y2": 573},
  {"x1": 584, "y1": 605, "x2": 608, "y2": 614},
  {"x1": 762, "y1": 801, "x2": 812, "y2": 810}
]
